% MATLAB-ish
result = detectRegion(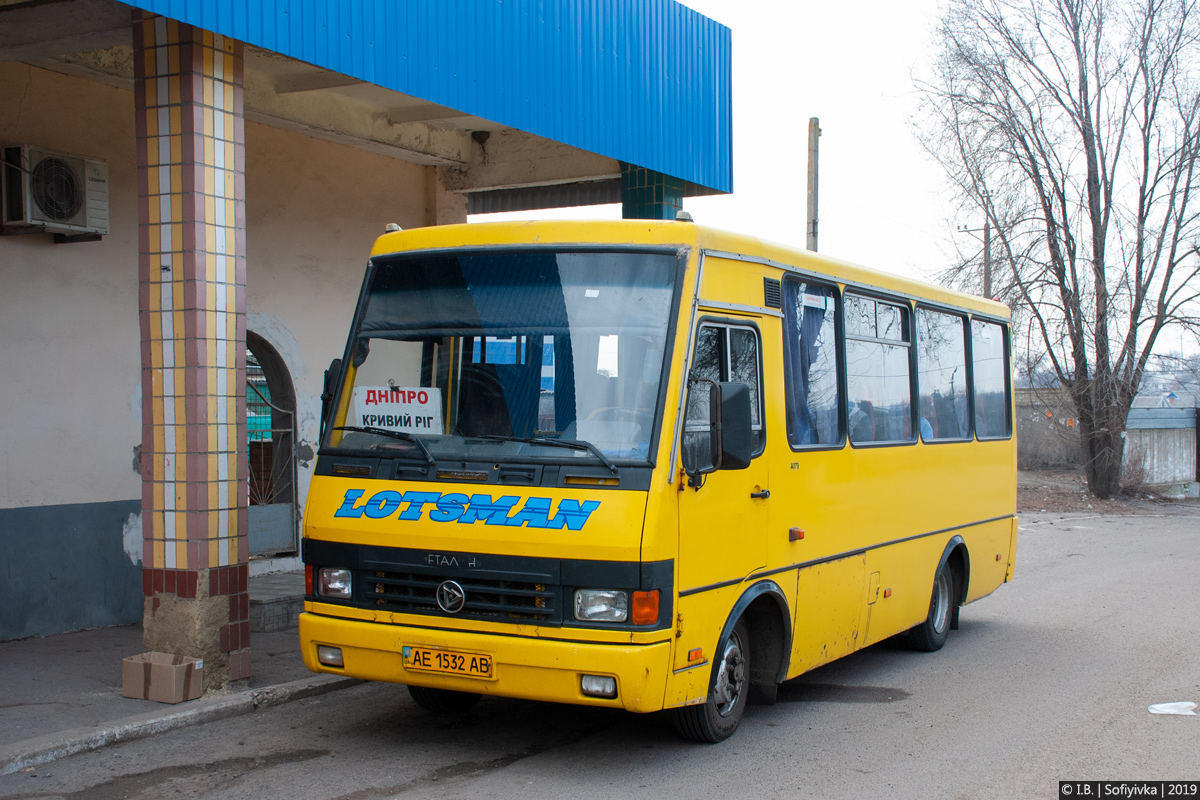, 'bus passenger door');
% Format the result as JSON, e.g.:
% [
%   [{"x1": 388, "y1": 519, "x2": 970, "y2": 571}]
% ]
[{"x1": 674, "y1": 320, "x2": 769, "y2": 673}]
